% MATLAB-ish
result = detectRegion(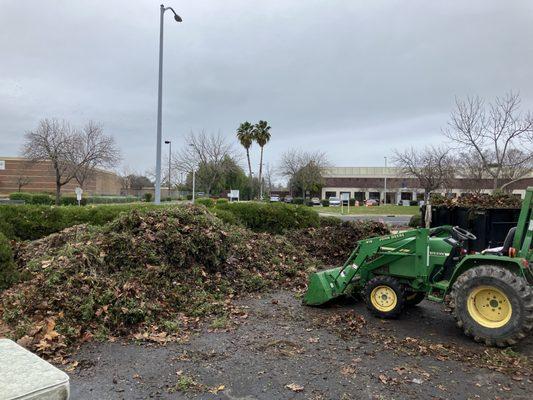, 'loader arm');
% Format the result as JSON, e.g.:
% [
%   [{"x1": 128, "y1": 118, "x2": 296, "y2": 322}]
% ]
[{"x1": 303, "y1": 228, "x2": 429, "y2": 305}]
